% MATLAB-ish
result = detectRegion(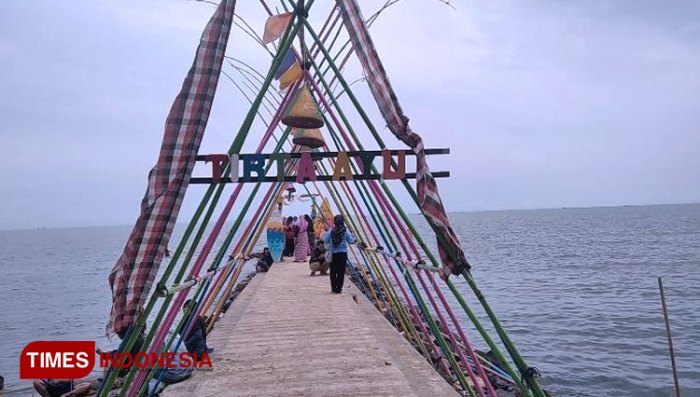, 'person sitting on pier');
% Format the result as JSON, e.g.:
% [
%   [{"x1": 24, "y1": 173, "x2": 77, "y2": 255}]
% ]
[
  {"x1": 251, "y1": 247, "x2": 274, "y2": 273},
  {"x1": 33, "y1": 379, "x2": 74, "y2": 397},
  {"x1": 182, "y1": 299, "x2": 212, "y2": 358},
  {"x1": 147, "y1": 333, "x2": 193, "y2": 396},
  {"x1": 309, "y1": 240, "x2": 329, "y2": 276}
]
